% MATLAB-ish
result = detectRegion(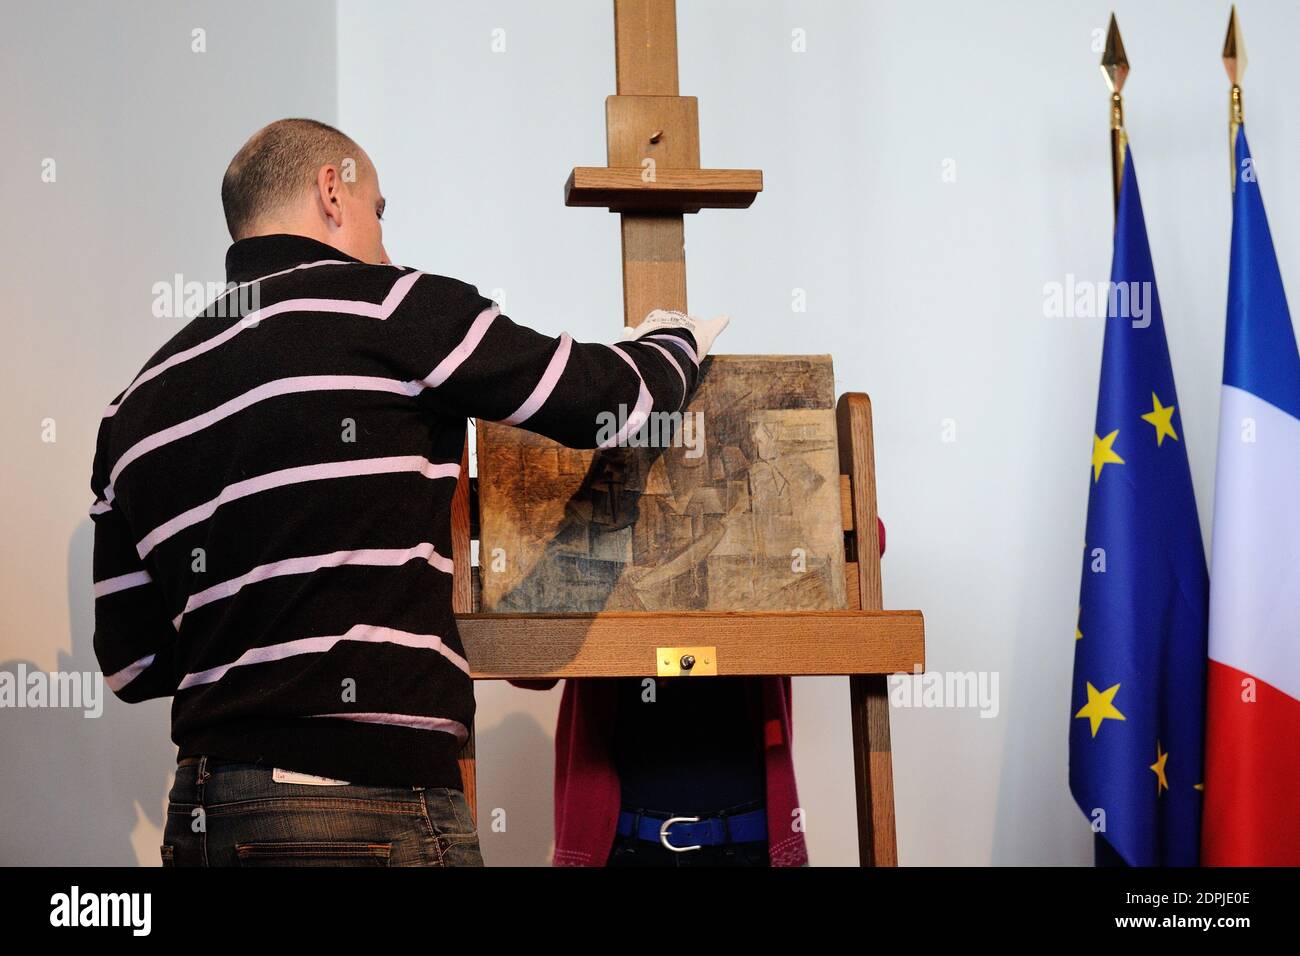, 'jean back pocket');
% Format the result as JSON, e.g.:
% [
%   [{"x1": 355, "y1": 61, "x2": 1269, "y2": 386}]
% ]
[{"x1": 234, "y1": 841, "x2": 392, "y2": 867}]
